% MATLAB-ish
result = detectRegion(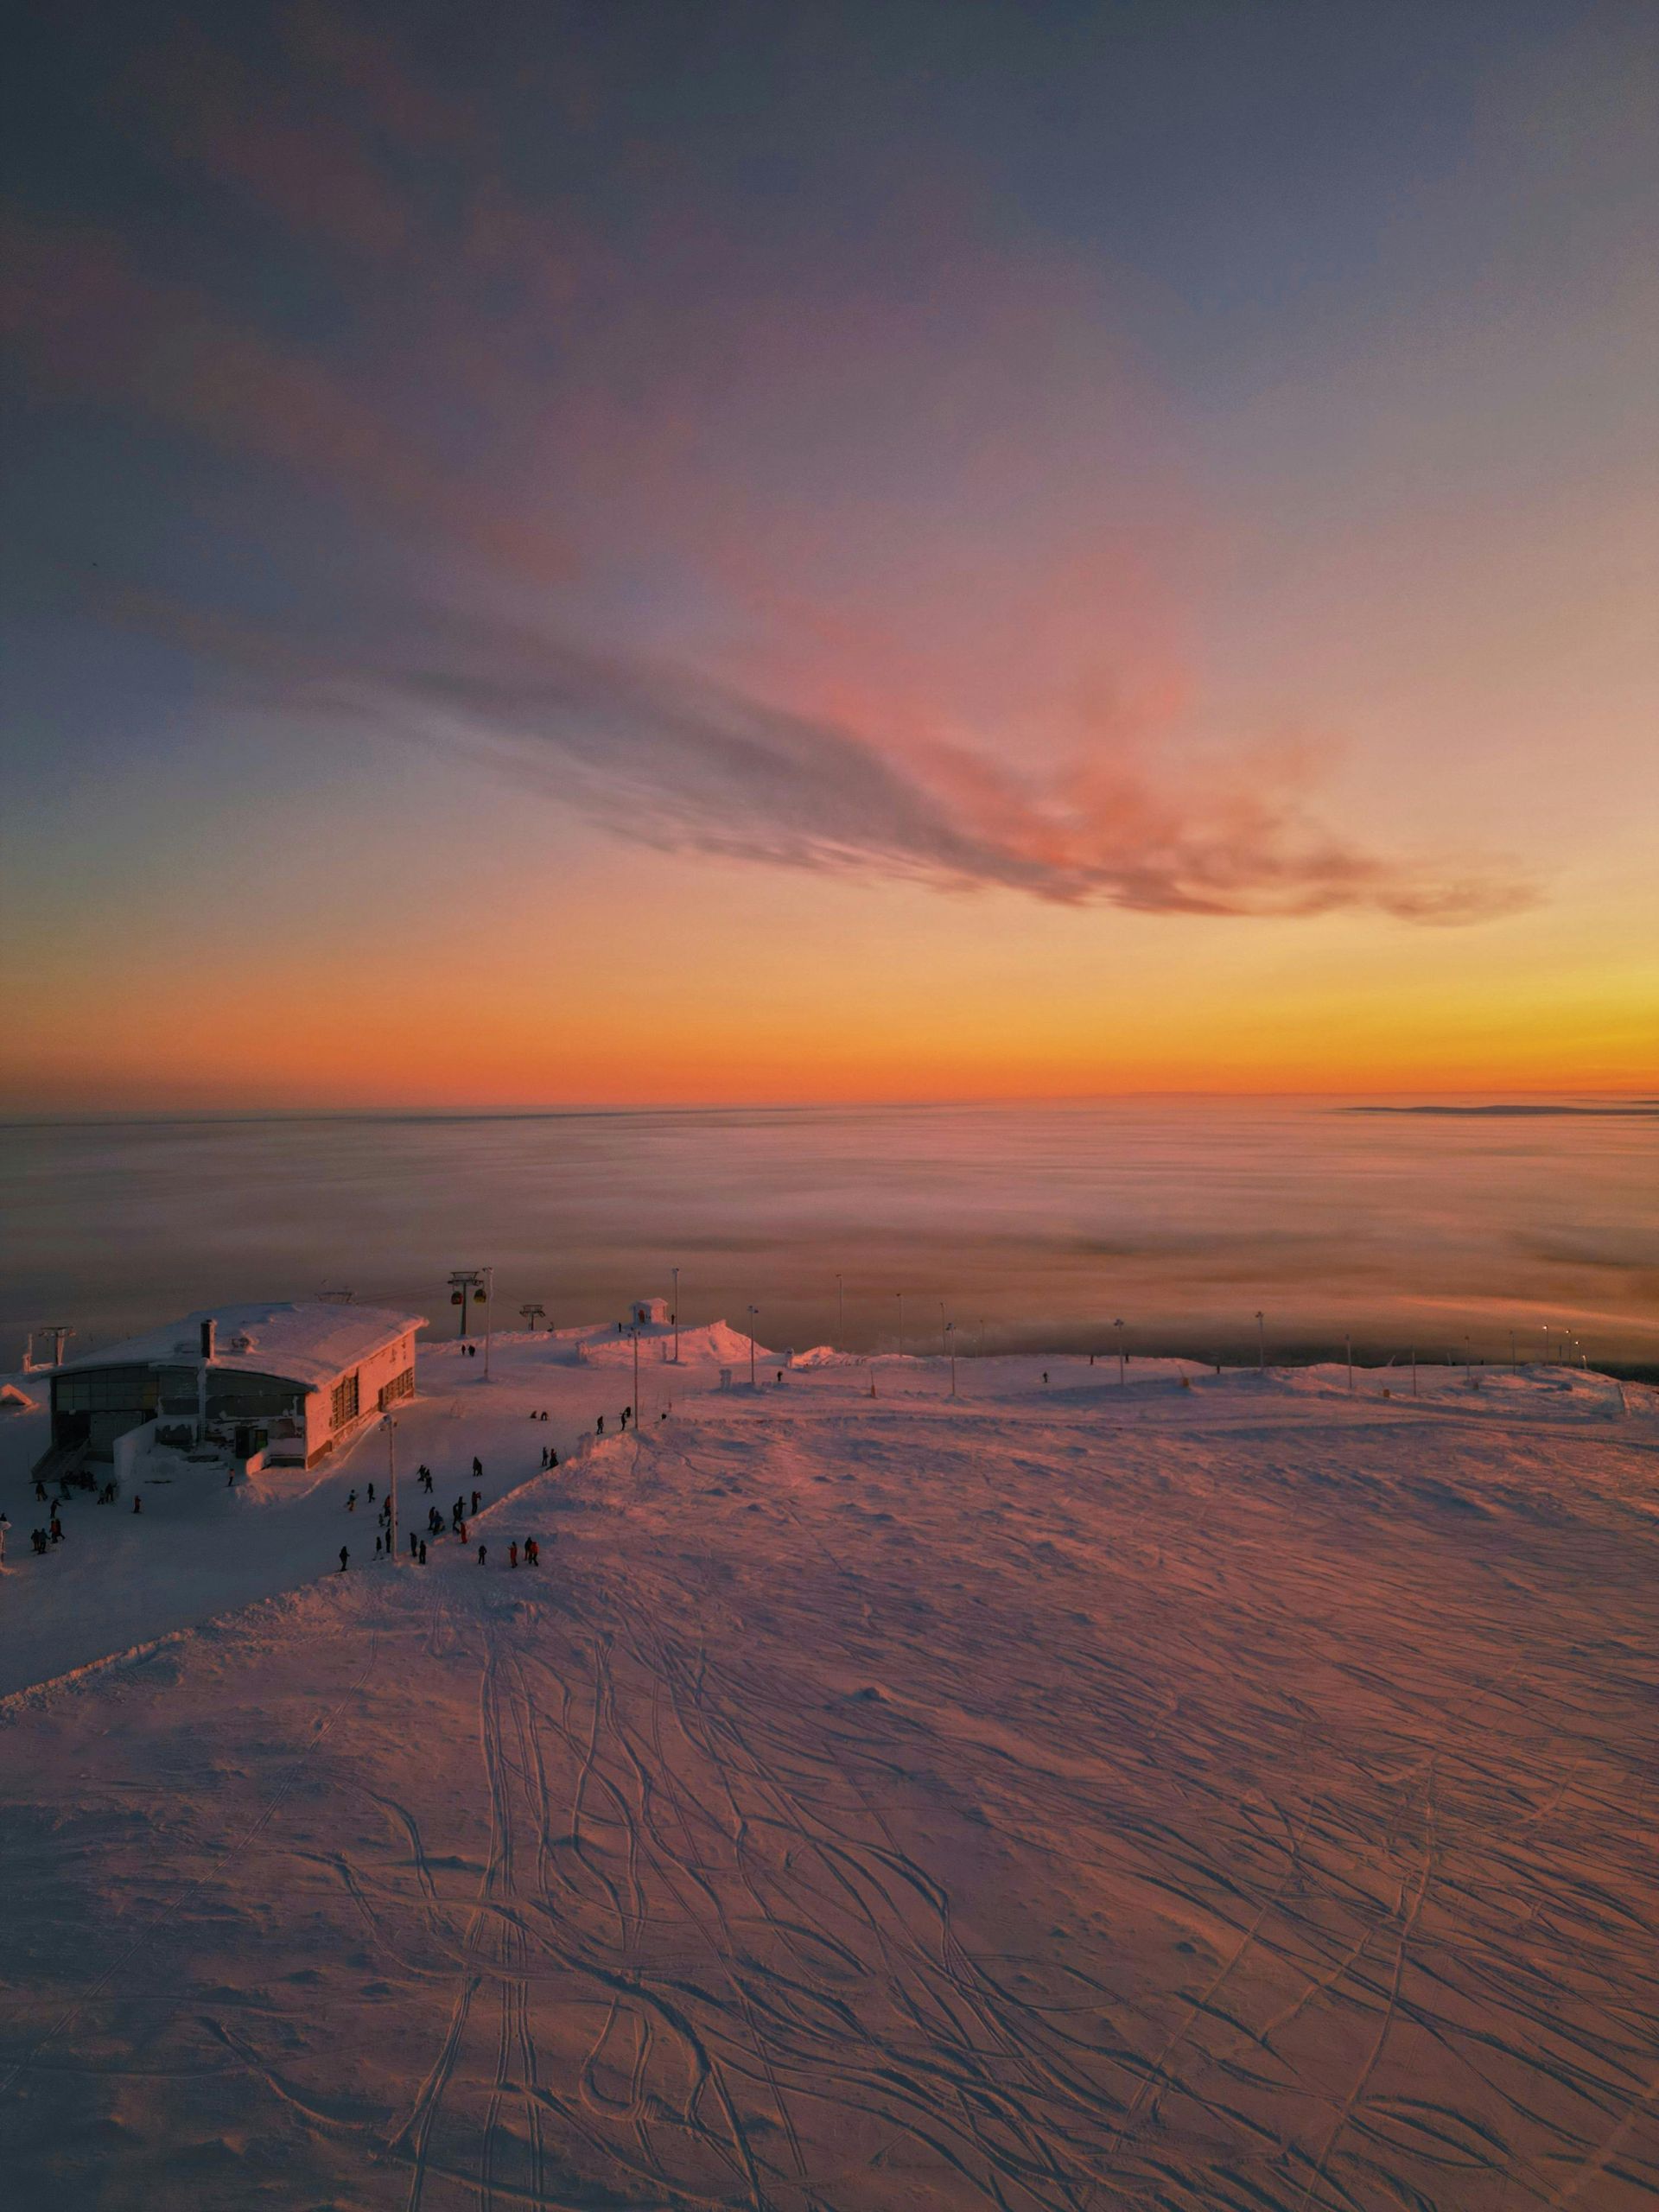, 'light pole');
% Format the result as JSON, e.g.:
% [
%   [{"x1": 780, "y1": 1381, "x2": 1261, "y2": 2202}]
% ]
[
  {"x1": 383, "y1": 1410, "x2": 398, "y2": 1567},
  {"x1": 482, "y1": 1265, "x2": 495, "y2": 1382},
  {"x1": 747, "y1": 1306, "x2": 760, "y2": 1389},
  {"x1": 939, "y1": 1300, "x2": 948, "y2": 1357},
  {"x1": 1115, "y1": 1318, "x2": 1125, "y2": 1385},
  {"x1": 1255, "y1": 1311, "x2": 1265, "y2": 1374},
  {"x1": 671, "y1": 1266, "x2": 680, "y2": 1364},
  {"x1": 631, "y1": 1323, "x2": 639, "y2": 1425},
  {"x1": 946, "y1": 1320, "x2": 957, "y2": 1396}
]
